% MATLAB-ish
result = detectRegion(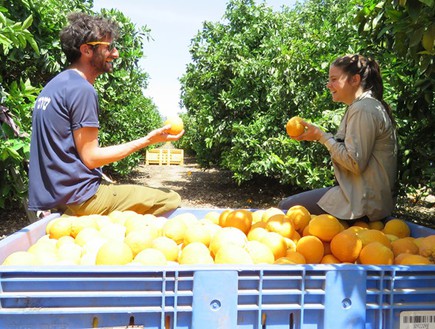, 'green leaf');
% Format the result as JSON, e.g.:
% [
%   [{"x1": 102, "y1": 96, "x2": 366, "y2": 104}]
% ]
[
  {"x1": 418, "y1": 0, "x2": 434, "y2": 7},
  {"x1": 0, "y1": 33, "x2": 12, "y2": 47},
  {"x1": 409, "y1": 27, "x2": 424, "y2": 47},
  {"x1": 21, "y1": 15, "x2": 33, "y2": 30},
  {"x1": 26, "y1": 35, "x2": 39, "y2": 55},
  {"x1": 0, "y1": 12, "x2": 6, "y2": 25}
]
